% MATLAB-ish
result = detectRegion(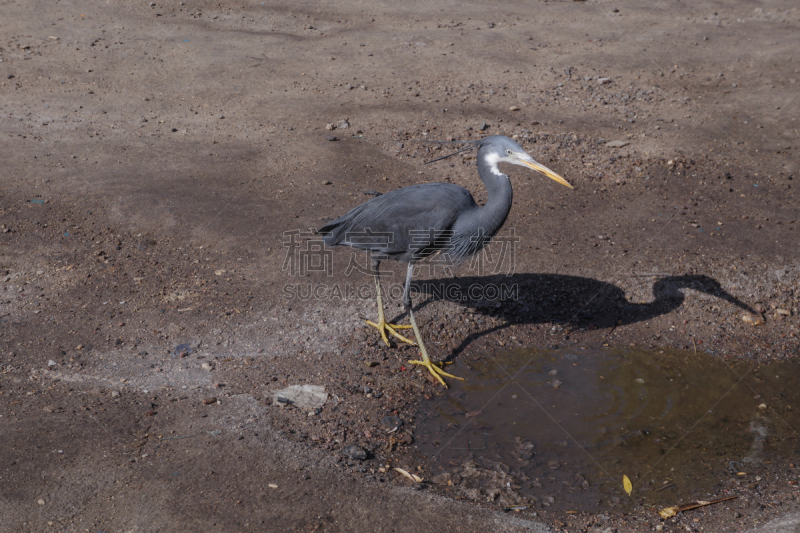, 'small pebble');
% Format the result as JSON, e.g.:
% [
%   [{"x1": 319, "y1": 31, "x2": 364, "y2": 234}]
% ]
[
  {"x1": 202, "y1": 397, "x2": 218, "y2": 405},
  {"x1": 741, "y1": 312, "x2": 764, "y2": 326},
  {"x1": 38, "y1": 499, "x2": 45, "y2": 505},
  {"x1": 381, "y1": 415, "x2": 402, "y2": 430},
  {"x1": 201, "y1": 362, "x2": 212, "y2": 371},
  {"x1": 342, "y1": 444, "x2": 368, "y2": 461}
]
